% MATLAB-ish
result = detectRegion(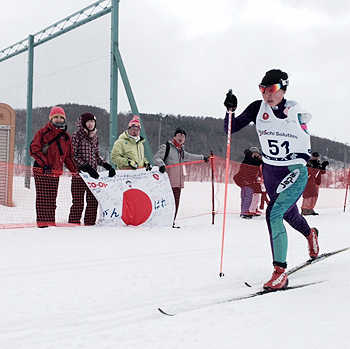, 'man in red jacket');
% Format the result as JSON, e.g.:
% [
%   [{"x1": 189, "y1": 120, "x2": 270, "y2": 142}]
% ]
[{"x1": 30, "y1": 106, "x2": 77, "y2": 228}]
